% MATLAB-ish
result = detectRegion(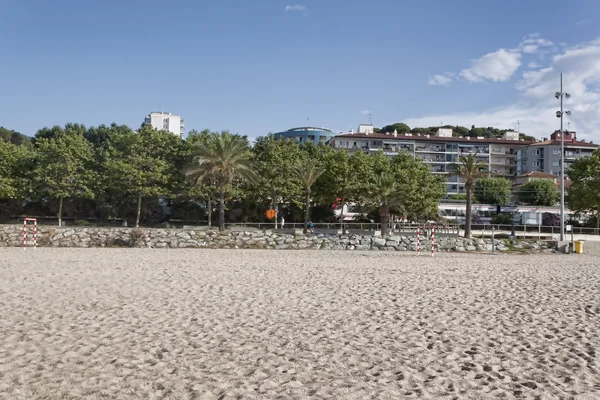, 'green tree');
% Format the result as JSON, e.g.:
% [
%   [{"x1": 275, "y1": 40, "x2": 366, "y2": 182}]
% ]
[
  {"x1": 567, "y1": 150, "x2": 600, "y2": 230},
  {"x1": 0, "y1": 127, "x2": 31, "y2": 146},
  {"x1": 474, "y1": 177, "x2": 512, "y2": 205},
  {"x1": 252, "y1": 135, "x2": 304, "y2": 218},
  {"x1": 518, "y1": 180, "x2": 559, "y2": 206},
  {"x1": 449, "y1": 155, "x2": 487, "y2": 238},
  {"x1": 295, "y1": 157, "x2": 323, "y2": 233},
  {"x1": 0, "y1": 141, "x2": 23, "y2": 200},
  {"x1": 186, "y1": 132, "x2": 256, "y2": 231},
  {"x1": 33, "y1": 125, "x2": 95, "y2": 227},
  {"x1": 107, "y1": 125, "x2": 183, "y2": 227},
  {"x1": 380, "y1": 123, "x2": 410, "y2": 134},
  {"x1": 367, "y1": 171, "x2": 397, "y2": 236}
]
